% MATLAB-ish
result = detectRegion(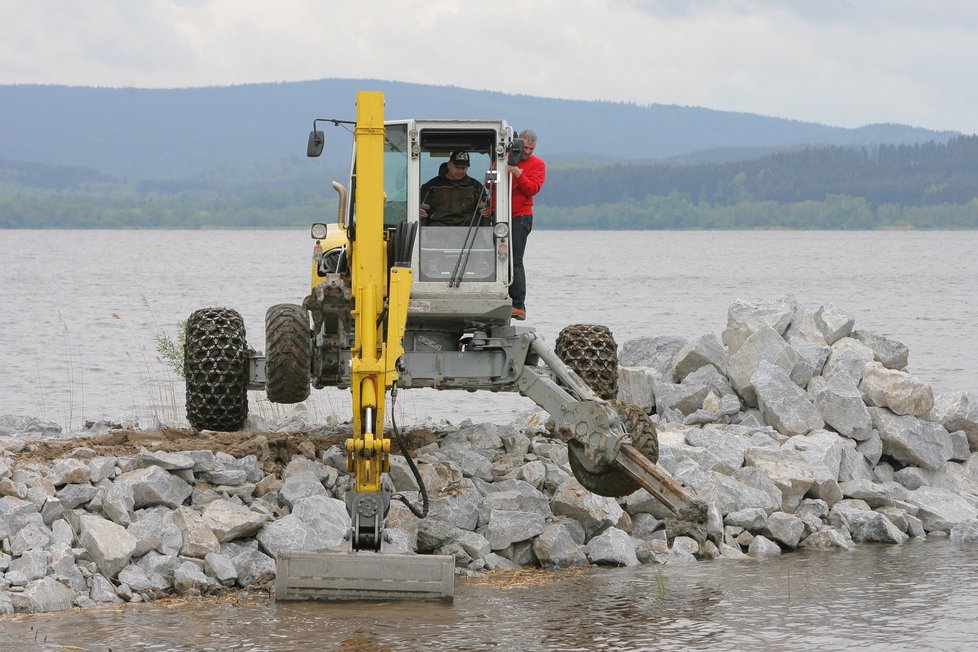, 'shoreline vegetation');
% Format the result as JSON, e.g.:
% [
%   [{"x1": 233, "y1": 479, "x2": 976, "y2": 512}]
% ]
[
  {"x1": 3, "y1": 135, "x2": 978, "y2": 230},
  {"x1": 1, "y1": 195, "x2": 977, "y2": 230}
]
